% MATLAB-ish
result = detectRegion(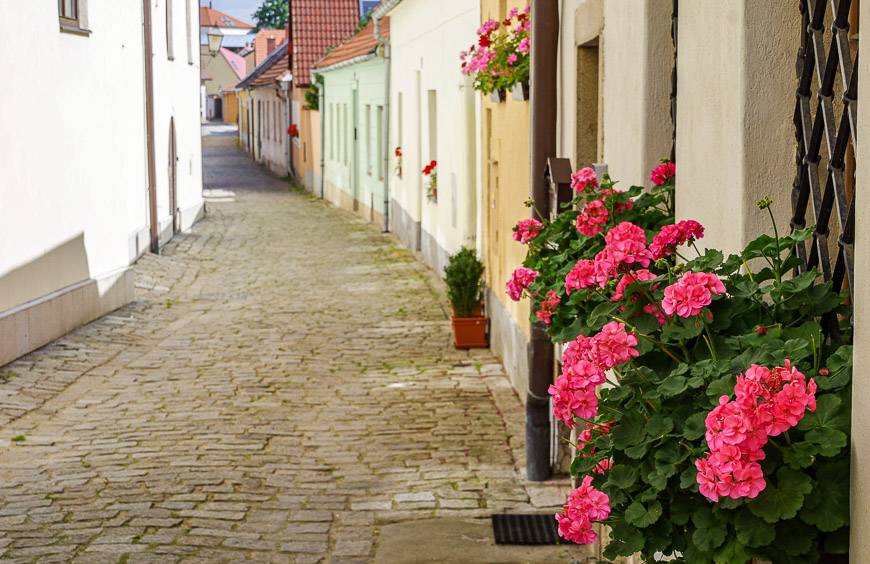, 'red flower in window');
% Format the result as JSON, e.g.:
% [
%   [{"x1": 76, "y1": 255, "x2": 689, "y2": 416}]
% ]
[
  {"x1": 287, "y1": 124, "x2": 299, "y2": 137},
  {"x1": 423, "y1": 160, "x2": 437, "y2": 175}
]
